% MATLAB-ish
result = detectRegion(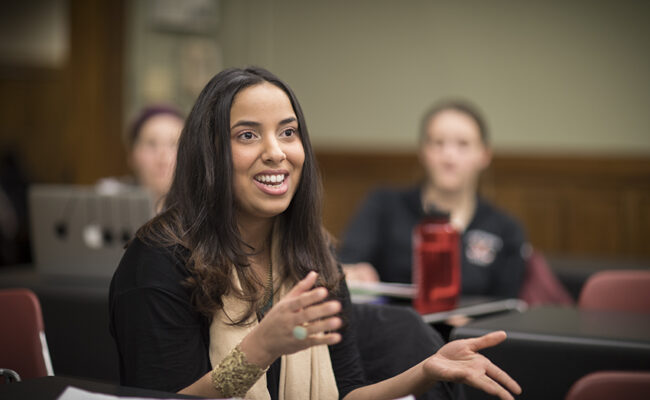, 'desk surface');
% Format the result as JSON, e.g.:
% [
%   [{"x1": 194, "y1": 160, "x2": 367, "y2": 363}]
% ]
[
  {"x1": 452, "y1": 306, "x2": 650, "y2": 400},
  {"x1": 453, "y1": 306, "x2": 650, "y2": 348},
  {"x1": 0, "y1": 376, "x2": 199, "y2": 399}
]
